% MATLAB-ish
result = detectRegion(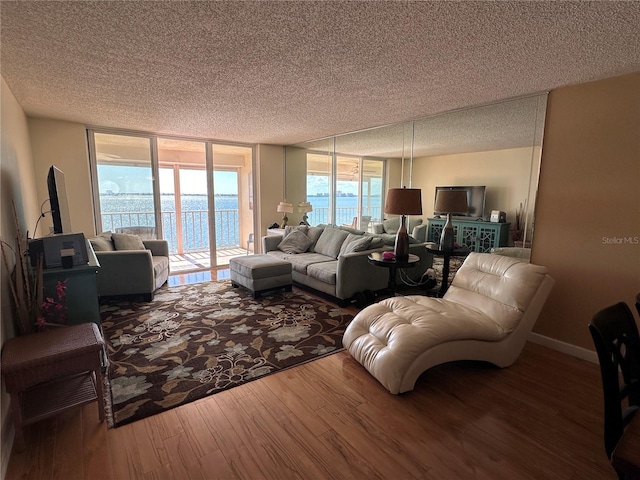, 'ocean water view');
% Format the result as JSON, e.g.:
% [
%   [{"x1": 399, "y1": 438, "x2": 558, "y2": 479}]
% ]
[{"x1": 99, "y1": 194, "x2": 382, "y2": 253}]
